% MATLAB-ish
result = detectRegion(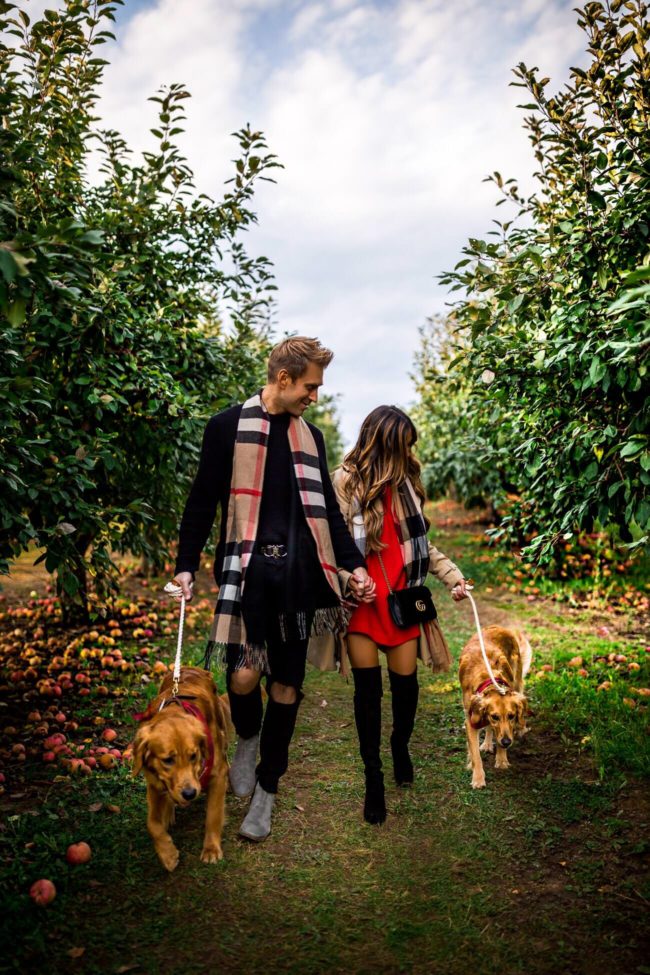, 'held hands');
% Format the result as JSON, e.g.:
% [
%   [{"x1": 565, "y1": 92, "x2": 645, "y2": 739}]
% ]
[
  {"x1": 451, "y1": 578, "x2": 470, "y2": 602},
  {"x1": 349, "y1": 568, "x2": 376, "y2": 603},
  {"x1": 172, "y1": 572, "x2": 194, "y2": 602}
]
